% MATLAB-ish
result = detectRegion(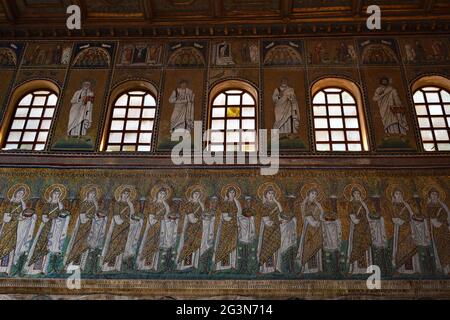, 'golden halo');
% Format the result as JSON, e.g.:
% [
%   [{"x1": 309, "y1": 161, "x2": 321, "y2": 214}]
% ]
[
  {"x1": 221, "y1": 183, "x2": 241, "y2": 200},
  {"x1": 300, "y1": 182, "x2": 324, "y2": 202},
  {"x1": 114, "y1": 185, "x2": 137, "y2": 202},
  {"x1": 257, "y1": 182, "x2": 282, "y2": 201},
  {"x1": 185, "y1": 184, "x2": 207, "y2": 201},
  {"x1": 385, "y1": 184, "x2": 411, "y2": 201},
  {"x1": 423, "y1": 183, "x2": 447, "y2": 202},
  {"x1": 7, "y1": 184, "x2": 31, "y2": 201},
  {"x1": 44, "y1": 184, "x2": 67, "y2": 202},
  {"x1": 80, "y1": 184, "x2": 102, "y2": 200},
  {"x1": 150, "y1": 183, "x2": 173, "y2": 201},
  {"x1": 343, "y1": 183, "x2": 367, "y2": 201}
]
